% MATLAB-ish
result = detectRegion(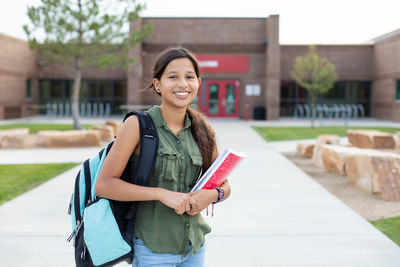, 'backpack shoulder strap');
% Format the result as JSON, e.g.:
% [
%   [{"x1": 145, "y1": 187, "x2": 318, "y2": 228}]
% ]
[
  {"x1": 124, "y1": 111, "x2": 158, "y2": 221},
  {"x1": 123, "y1": 111, "x2": 158, "y2": 186}
]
